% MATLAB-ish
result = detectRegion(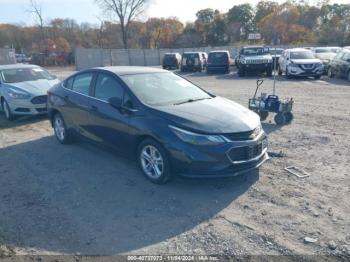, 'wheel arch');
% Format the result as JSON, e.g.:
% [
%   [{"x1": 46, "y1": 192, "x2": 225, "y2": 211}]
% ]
[{"x1": 49, "y1": 108, "x2": 60, "y2": 127}]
